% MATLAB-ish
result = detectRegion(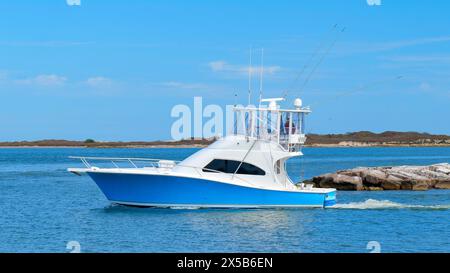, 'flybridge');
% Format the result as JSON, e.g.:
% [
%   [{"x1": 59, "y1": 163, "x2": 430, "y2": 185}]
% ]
[{"x1": 232, "y1": 97, "x2": 311, "y2": 152}]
